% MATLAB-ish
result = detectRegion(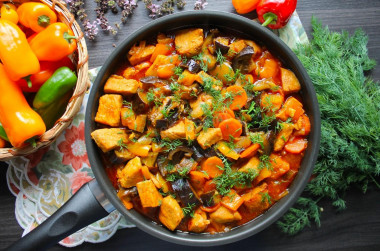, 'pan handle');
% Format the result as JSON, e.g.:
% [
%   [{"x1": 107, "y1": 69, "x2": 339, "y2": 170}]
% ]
[{"x1": 6, "y1": 179, "x2": 114, "y2": 251}]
